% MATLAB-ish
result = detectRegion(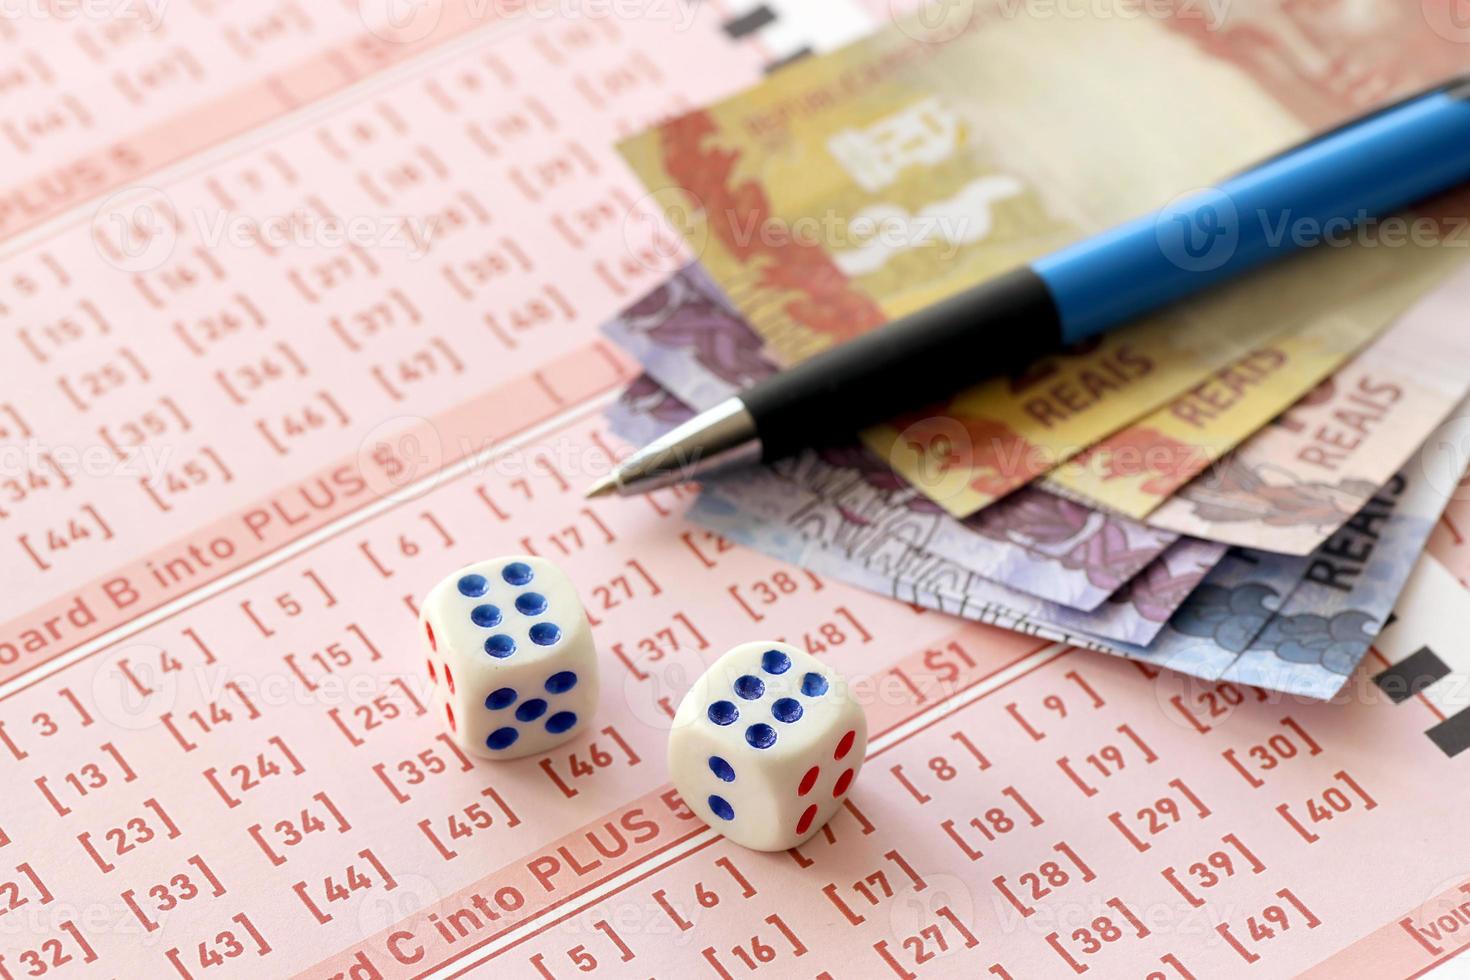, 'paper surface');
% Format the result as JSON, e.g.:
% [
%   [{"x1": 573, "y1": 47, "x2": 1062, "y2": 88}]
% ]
[{"x1": 6, "y1": 4, "x2": 1470, "y2": 980}]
